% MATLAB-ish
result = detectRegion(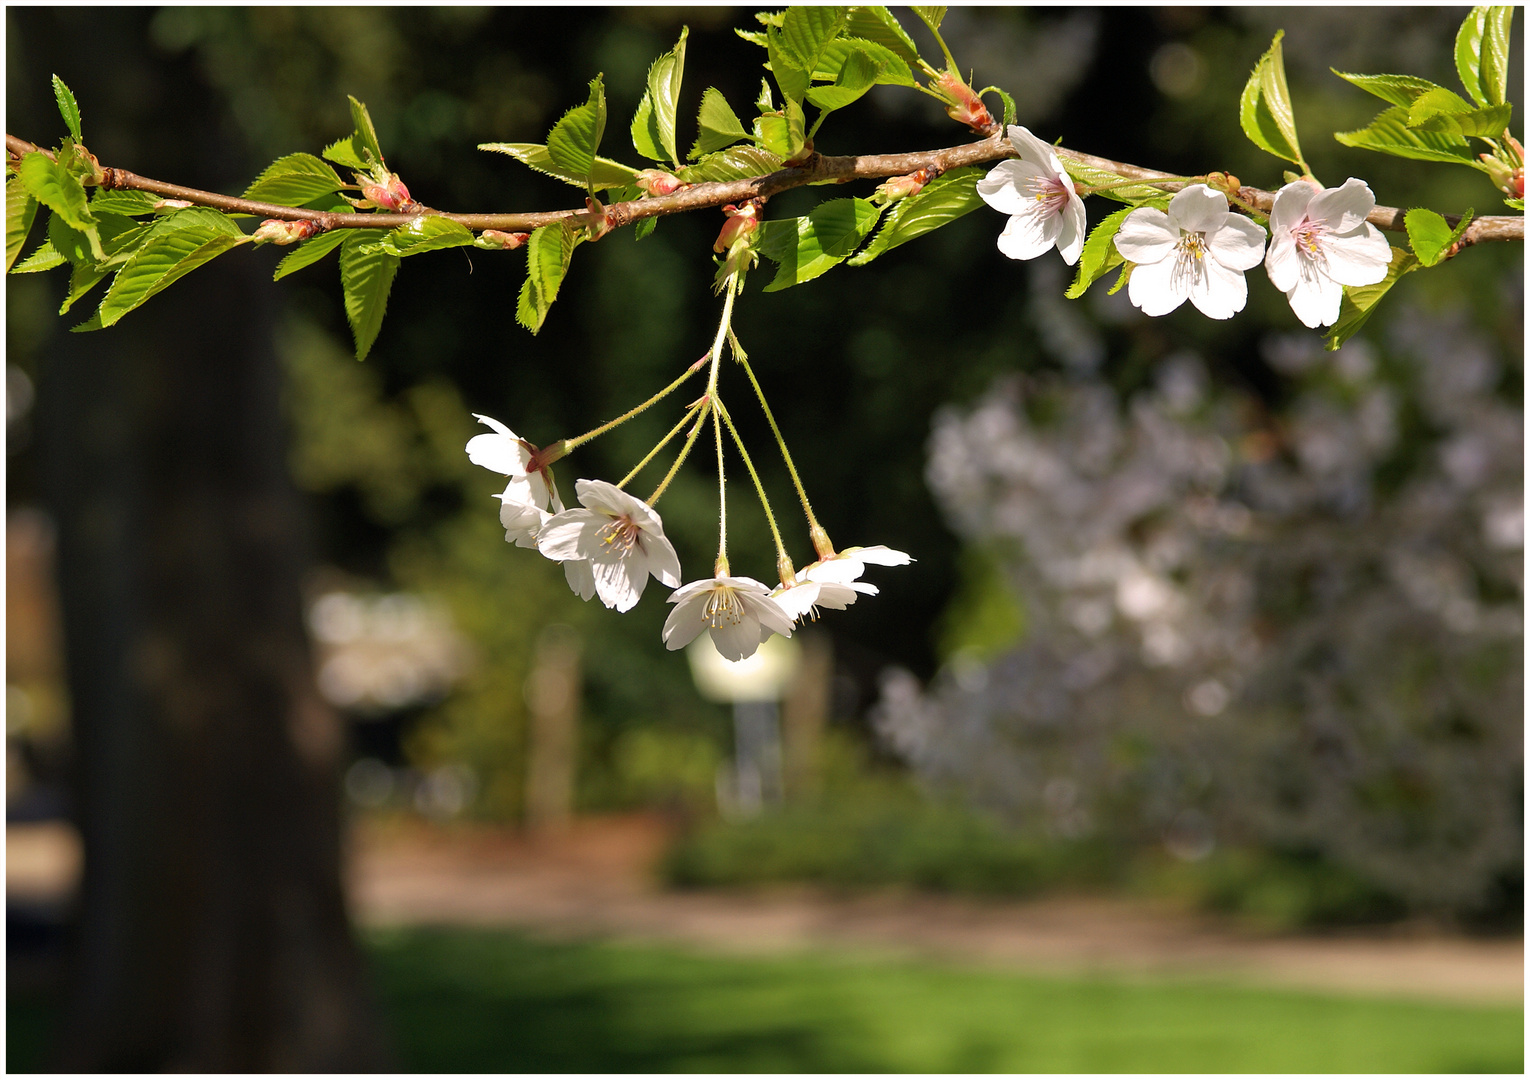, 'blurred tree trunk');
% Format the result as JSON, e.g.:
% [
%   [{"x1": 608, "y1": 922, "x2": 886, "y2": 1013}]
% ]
[{"x1": 15, "y1": 9, "x2": 390, "y2": 1071}]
